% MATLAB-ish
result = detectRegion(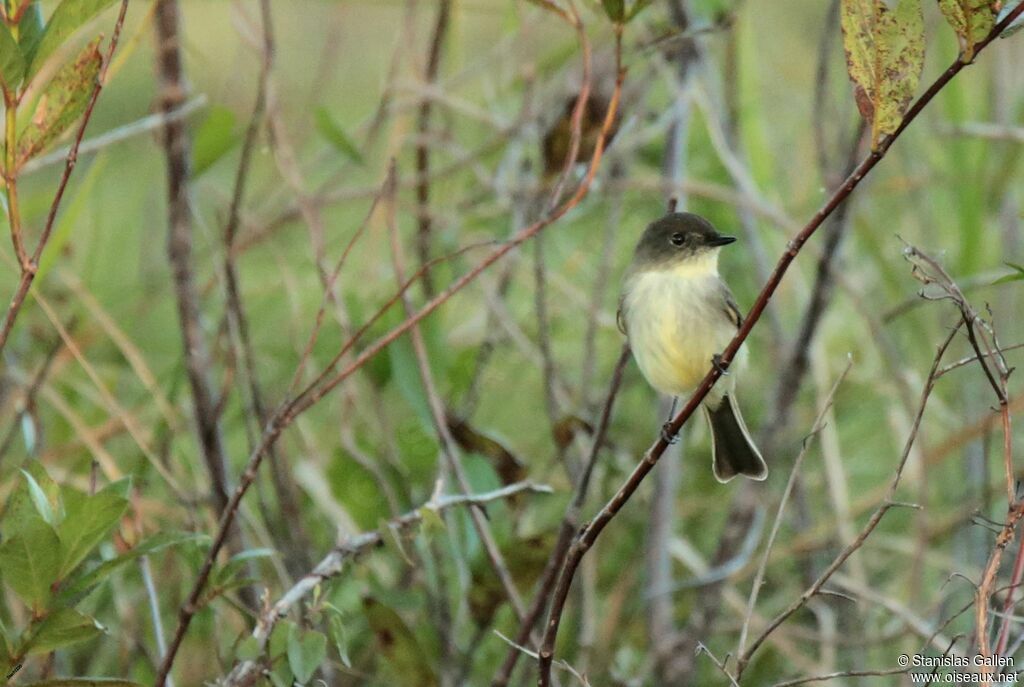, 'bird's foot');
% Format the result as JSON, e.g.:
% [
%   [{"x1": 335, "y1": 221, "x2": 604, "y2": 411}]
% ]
[
  {"x1": 712, "y1": 354, "x2": 730, "y2": 376},
  {"x1": 661, "y1": 422, "x2": 680, "y2": 445}
]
